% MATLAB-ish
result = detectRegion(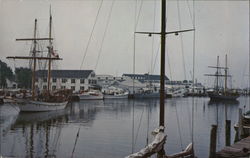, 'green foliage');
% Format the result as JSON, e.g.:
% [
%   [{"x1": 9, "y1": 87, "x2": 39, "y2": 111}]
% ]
[
  {"x1": 0, "y1": 60, "x2": 14, "y2": 88},
  {"x1": 15, "y1": 67, "x2": 32, "y2": 89}
]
